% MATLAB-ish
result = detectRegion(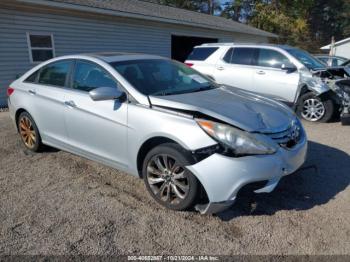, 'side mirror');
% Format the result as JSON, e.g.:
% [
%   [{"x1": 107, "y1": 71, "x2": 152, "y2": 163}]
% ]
[
  {"x1": 89, "y1": 87, "x2": 126, "y2": 101},
  {"x1": 281, "y1": 62, "x2": 297, "y2": 72}
]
